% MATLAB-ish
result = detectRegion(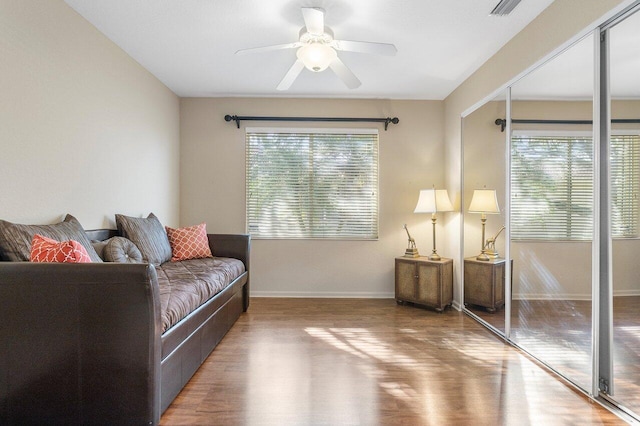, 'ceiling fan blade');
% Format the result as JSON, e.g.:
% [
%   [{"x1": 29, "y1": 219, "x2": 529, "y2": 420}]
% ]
[
  {"x1": 329, "y1": 57, "x2": 361, "y2": 89},
  {"x1": 332, "y1": 40, "x2": 397, "y2": 56},
  {"x1": 301, "y1": 7, "x2": 325, "y2": 35},
  {"x1": 235, "y1": 42, "x2": 301, "y2": 55},
  {"x1": 277, "y1": 59, "x2": 305, "y2": 90}
]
